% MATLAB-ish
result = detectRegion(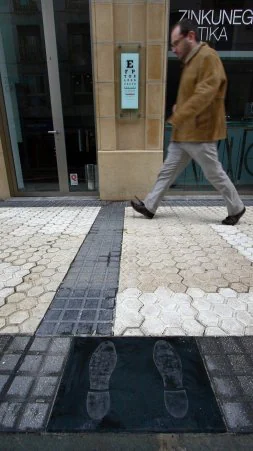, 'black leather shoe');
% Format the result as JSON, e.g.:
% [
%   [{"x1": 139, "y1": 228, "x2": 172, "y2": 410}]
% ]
[
  {"x1": 134, "y1": 196, "x2": 144, "y2": 206},
  {"x1": 131, "y1": 200, "x2": 154, "y2": 219},
  {"x1": 222, "y1": 206, "x2": 246, "y2": 225}
]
